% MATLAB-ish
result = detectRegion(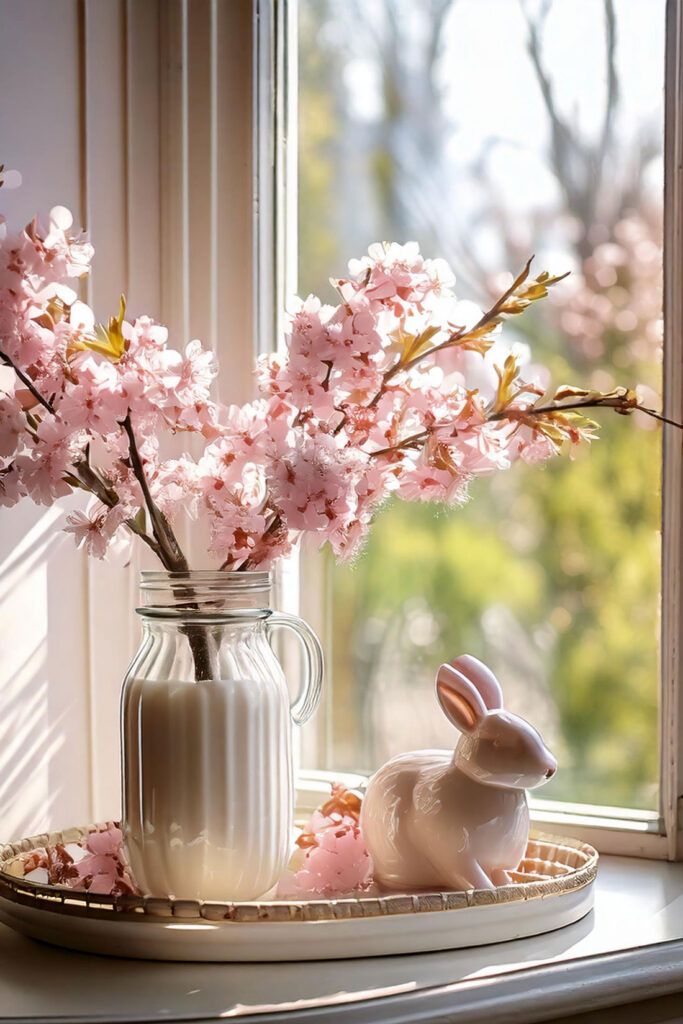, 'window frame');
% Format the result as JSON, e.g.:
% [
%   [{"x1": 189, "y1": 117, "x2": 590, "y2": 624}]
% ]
[
  {"x1": 662, "y1": 0, "x2": 683, "y2": 861},
  {"x1": 257, "y1": 0, "x2": 683, "y2": 859}
]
